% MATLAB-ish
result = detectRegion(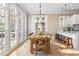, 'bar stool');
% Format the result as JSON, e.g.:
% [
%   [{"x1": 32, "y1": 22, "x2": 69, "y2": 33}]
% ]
[
  {"x1": 55, "y1": 33, "x2": 57, "y2": 40},
  {"x1": 57, "y1": 34, "x2": 59, "y2": 41},
  {"x1": 55, "y1": 33, "x2": 59, "y2": 41},
  {"x1": 61, "y1": 35, "x2": 65, "y2": 44},
  {"x1": 64, "y1": 36, "x2": 73, "y2": 48},
  {"x1": 58, "y1": 35, "x2": 63, "y2": 43},
  {"x1": 67, "y1": 37, "x2": 73, "y2": 48},
  {"x1": 62, "y1": 36, "x2": 67, "y2": 45}
]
